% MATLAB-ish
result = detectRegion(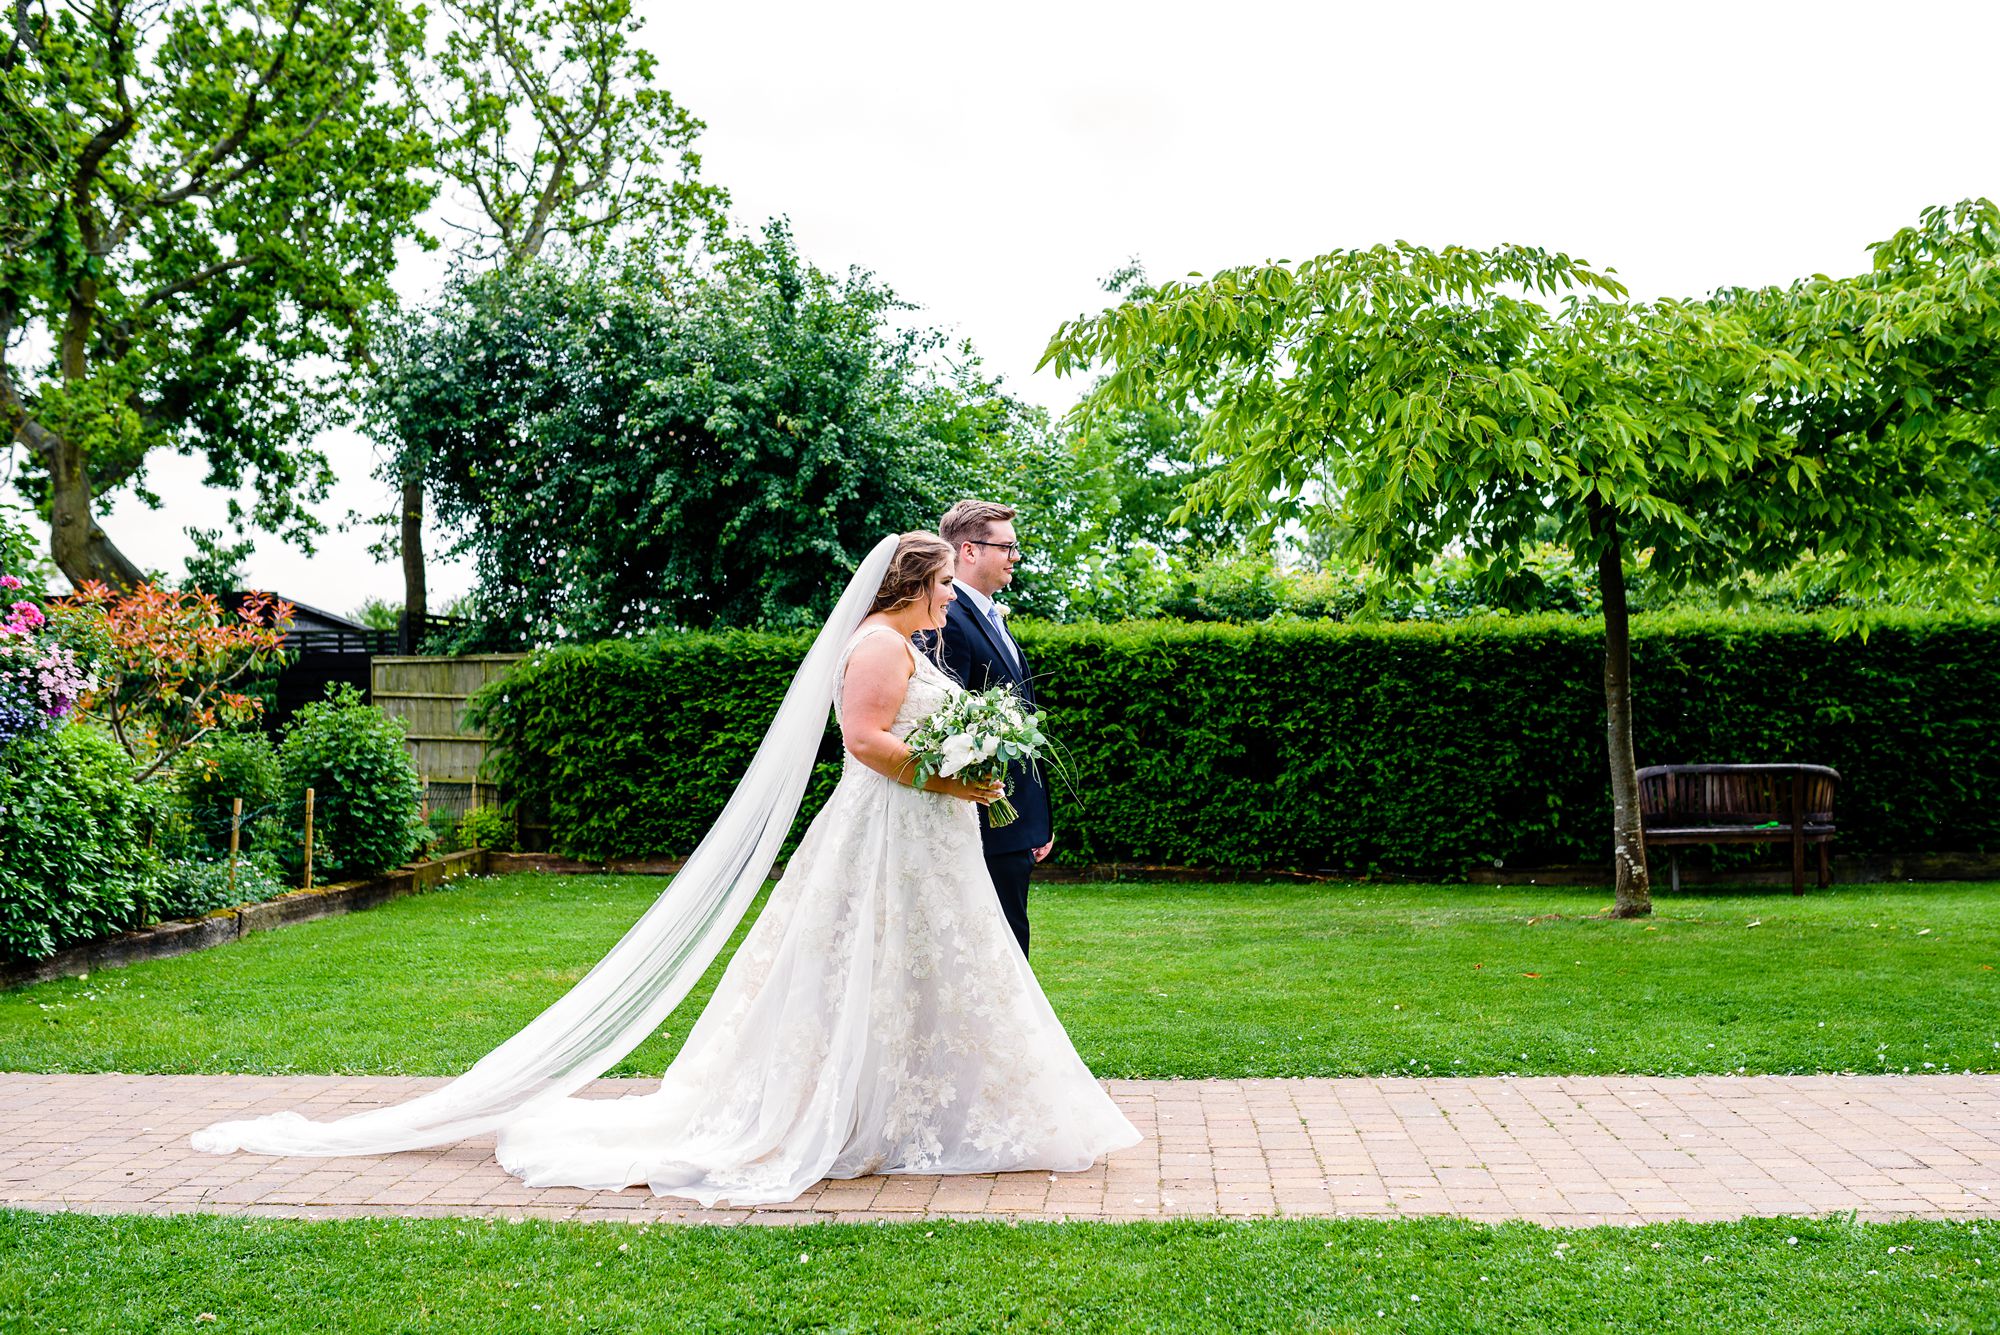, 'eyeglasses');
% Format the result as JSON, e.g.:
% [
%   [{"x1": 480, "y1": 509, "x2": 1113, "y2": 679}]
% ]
[{"x1": 969, "y1": 540, "x2": 1024, "y2": 558}]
